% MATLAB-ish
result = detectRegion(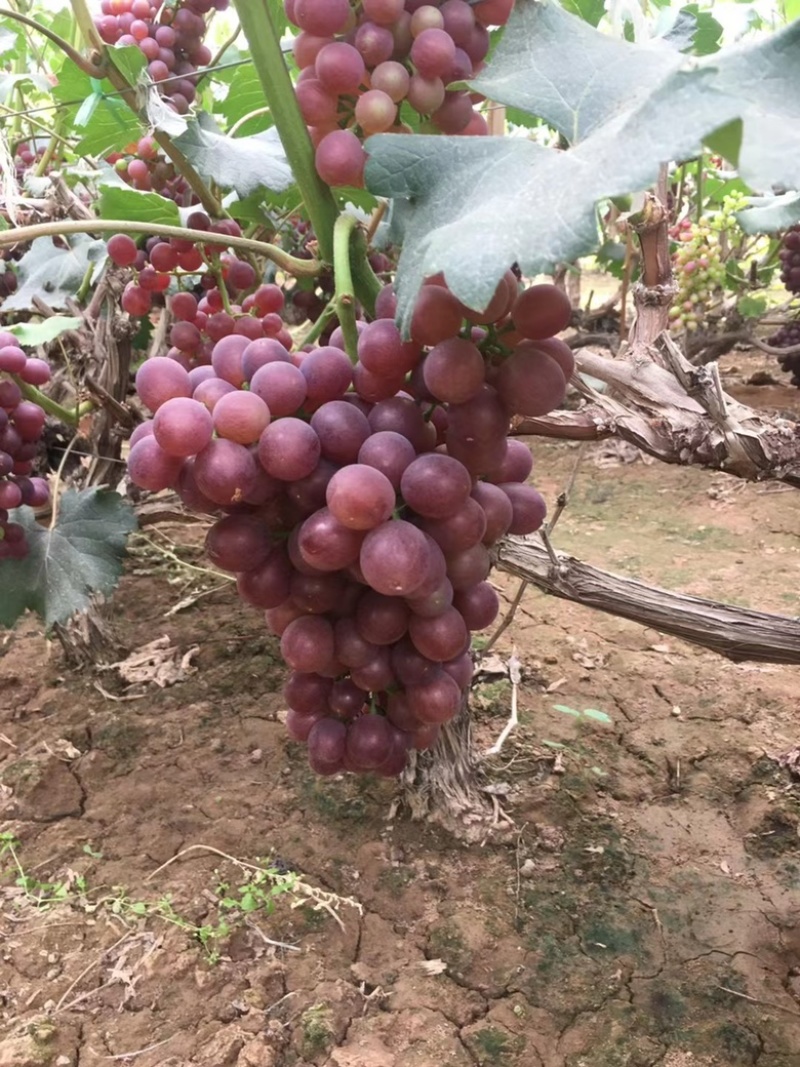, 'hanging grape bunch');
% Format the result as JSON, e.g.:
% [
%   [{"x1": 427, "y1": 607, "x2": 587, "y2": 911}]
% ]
[
  {"x1": 668, "y1": 194, "x2": 748, "y2": 333},
  {"x1": 767, "y1": 225, "x2": 800, "y2": 383},
  {"x1": 94, "y1": 0, "x2": 229, "y2": 116},
  {"x1": 286, "y1": 0, "x2": 516, "y2": 188},
  {"x1": 0, "y1": 337, "x2": 52, "y2": 560},
  {"x1": 106, "y1": 214, "x2": 295, "y2": 355},
  {"x1": 777, "y1": 225, "x2": 800, "y2": 297},
  {"x1": 107, "y1": 136, "x2": 197, "y2": 204},
  {"x1": 126, "y1": 258, "x2": 574, "y2": 777}
]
